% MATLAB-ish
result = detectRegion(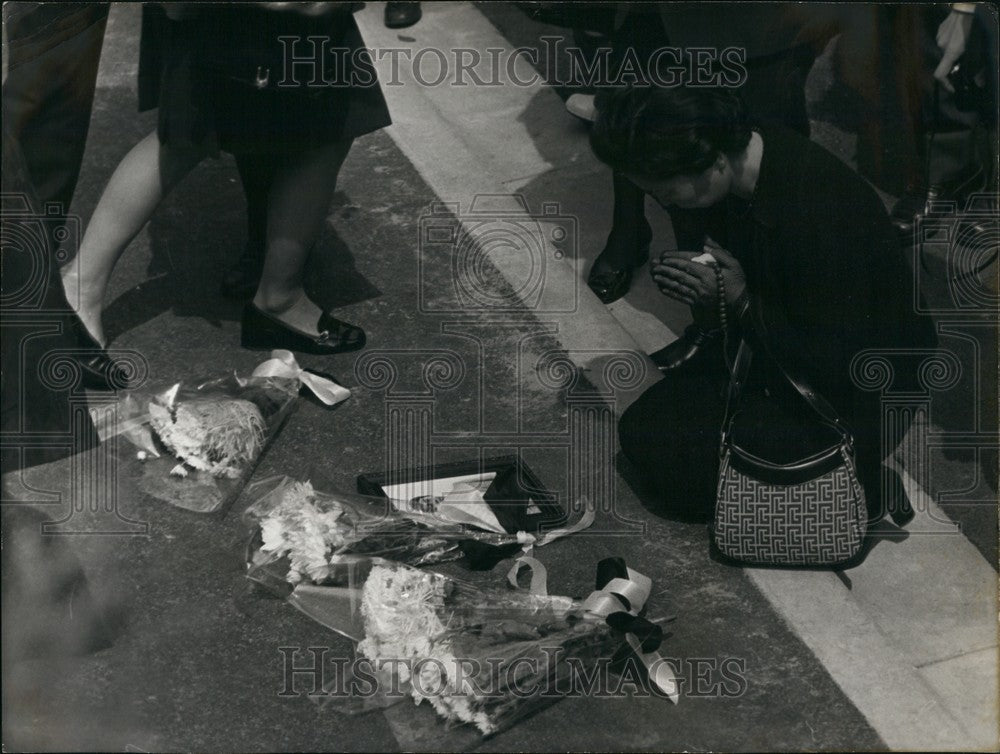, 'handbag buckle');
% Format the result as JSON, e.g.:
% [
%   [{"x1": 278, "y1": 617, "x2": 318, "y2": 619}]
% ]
[{"x1": 254, "y1": 66, "x2": 270, "y2": 89}]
